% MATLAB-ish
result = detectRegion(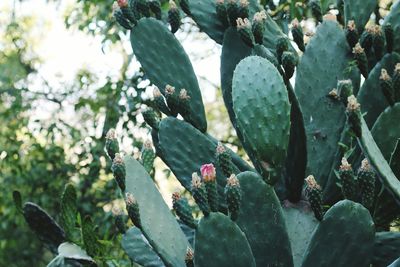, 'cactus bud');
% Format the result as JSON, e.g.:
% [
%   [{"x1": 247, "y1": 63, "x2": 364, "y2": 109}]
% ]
[
  {"x1": 113, "y1": 7, "x2": 133, "y2": 30},
  {"x1": 379, "y1": 69, "x2": 395, "y2": 106},
  {"x1": 105, "y1": 128, "x2": 119, "y2": 160},
  {"x1": 179, "y1": 0, "x2": 191, "y2": 15},
  {"x1": 216, "y1": 142, "x2": 234, "y2": 177},
  {"x1": 291, "y1": 18, "x2": 305, "y2": 52},
  {"x1": 225, "y1": 174, "x2": 241, "y2": 221},
  {"x1": 185, "y1": 247, "x2": 194, "y2": 267},
  {"x1": 236, "y1": 18, "x2": 254, "y2": 47},
  {"x1": 216, "y1": 0, "x2": 229, "y2": 27},
  {"x1": 372, "y1": 25, "x2": 385, "y2": 61},
  {"x1": 153, "y1": 86, "x2": 172, "y2": 116},
  {"x1": 358, "y1": 159, "x2": 375, "y2": 210},
  {"x1": 394, "y1": 63, "x2": 400, "y2": 102},
  {"x1": 276, "y1": 36, "x2": 288, "y2": 64},
  {"x1": 178, "y1": 89, "x2": 191, "y2": 117},
  {"x1": 137, "y1": 0, "x2": 151, "y2": 17},
  {"x1": 165, "y1": 84, "x2": 179, "y2": 116},
  {"x1": 337, "y1": 79, "x2": 353, "y2": 105},
  {"x1": 281, "y1": 51, "x2": 297, "y2": 79},
  {"x1": 142, "y1": 107, "x2": 160, "y2": 130},
  {"x1": 383, "y1": 23, "x2": 394, "y2": 53},
  {"x1": 346, "y1": 95, "x2": 362, "y2": 138},
  {"x1": 328, "y1": 88, "x2": 339, "y2": 100},
  {"x1": 305, "y1": 175, "x2": 324, "y2": 221},
  {"x1": 112, "y1": 207, "x2": 126, "y2": 234},
  {"x1": 345, "y1": 20, "x2": 359, "y2": 49},
  {"x1": 339, "y1": 157, "x2": 358, "y2": 201},
  {"x1": 172, "y1": 192, "x2": 197, "y2": 229},
  {"x1": 201, "y1": 163, "x2": 218, "y2": 212},
  {"x1": 308, "y1": 0, "x2": 322, "y2": 23},
  {"x1": 168, "y1": 0, "x2": 181, "y2": 33},
  {"x1": 125, "y1": 192, "x2": 141, "y2": 229},
  {"x1": 238, "y1": 0, "x2": 249, "y2": 19},
  {"x1": 360, "y1": 26, "x2": 374, "y2": 53},
  {"x1": 112, "y1": 153, "x2": 126, "y2": 191},
  {"x1": 141, "y1": 140, "x2": 155, "y2": 174},
  {"x1": 149, "y1": 0, "x2": 162, "y2": 20},
  {"x1": 352, "y1": 43, "x2": 369, "y2": 78},
  {"x1": 227, "y1": 0, "x2": 239, "y2": 27},
  {"x1": 252, "y1": 11, "x2": 267, "y2": 45},
  {"x1": 191, "y1": 173, "x2": 210, "y2": 216},
  {"x1": 117, "y1": 0, "x2": 137, "y2": 25}
]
